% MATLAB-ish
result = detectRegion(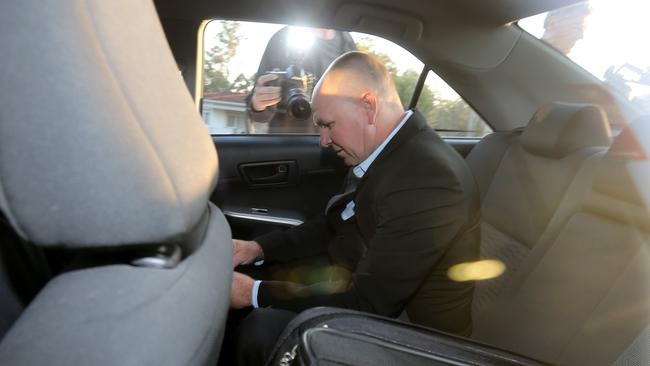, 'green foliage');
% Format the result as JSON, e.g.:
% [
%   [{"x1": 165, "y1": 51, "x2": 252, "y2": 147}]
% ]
[
  {"x1": 204, "y1": 21, "x2": 241, "y2": 93},
  {"x1": 392, "y1": 69, "x2": 437, "y2": 115},
  {"x1": 355, "y1": 37, "x2": 491, "y2": 137},
  {"x1": 230, "y1": 73, "x2": 254, "y2": 94}
]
